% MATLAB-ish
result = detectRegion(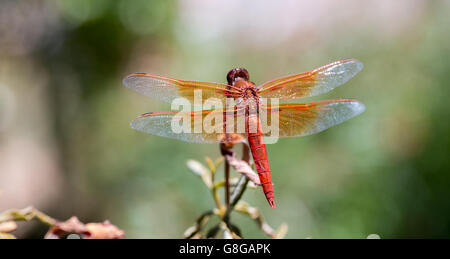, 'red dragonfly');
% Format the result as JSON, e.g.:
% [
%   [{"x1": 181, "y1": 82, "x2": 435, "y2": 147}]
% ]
[{"x1": 123, "y1": 59, "x2": 365, "y2": 208}]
